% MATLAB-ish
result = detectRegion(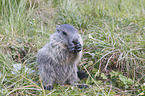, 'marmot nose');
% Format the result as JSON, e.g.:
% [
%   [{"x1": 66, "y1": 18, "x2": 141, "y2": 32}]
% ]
[{"x1": 72, "y1": 39, "x2": 78, "y2": 44}]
